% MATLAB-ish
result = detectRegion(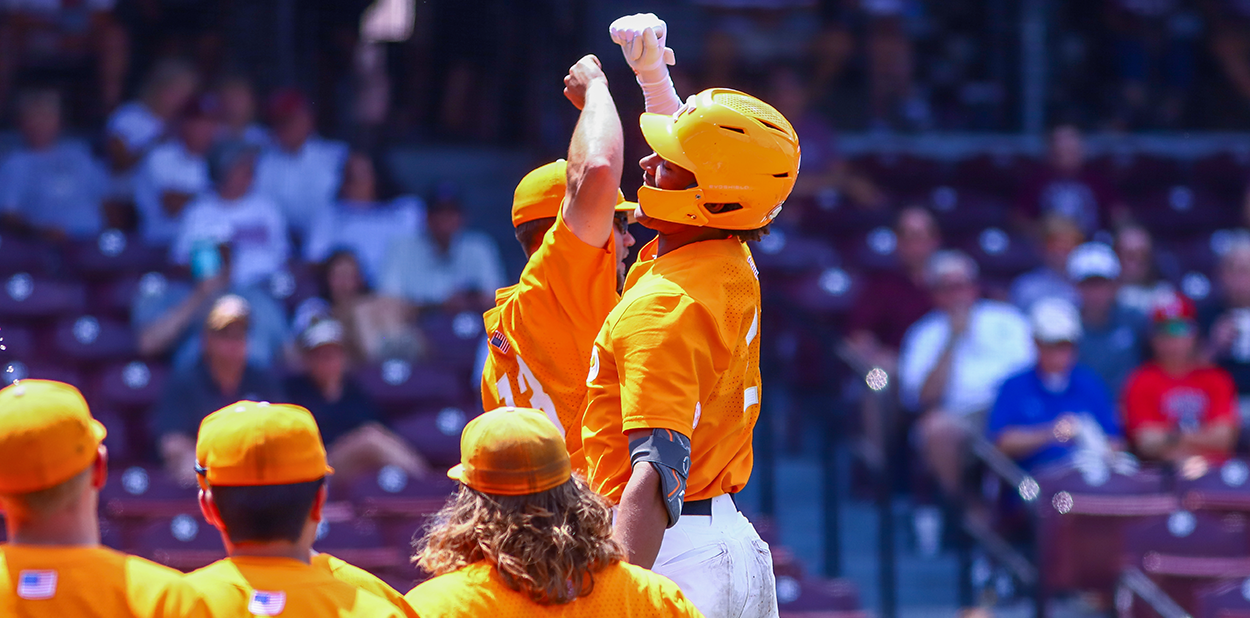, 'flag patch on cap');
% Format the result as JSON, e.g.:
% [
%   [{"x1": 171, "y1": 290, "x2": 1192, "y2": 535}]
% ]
[
  {"x1": 17, "y1": 570, "x2": 57, "y2": 600},
  {"x1": 248, "y1": 590, "x2": 286, "y2": 616},
  {"x1": 489, "y1": 330, "x2": 511, "y2": 355}
]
